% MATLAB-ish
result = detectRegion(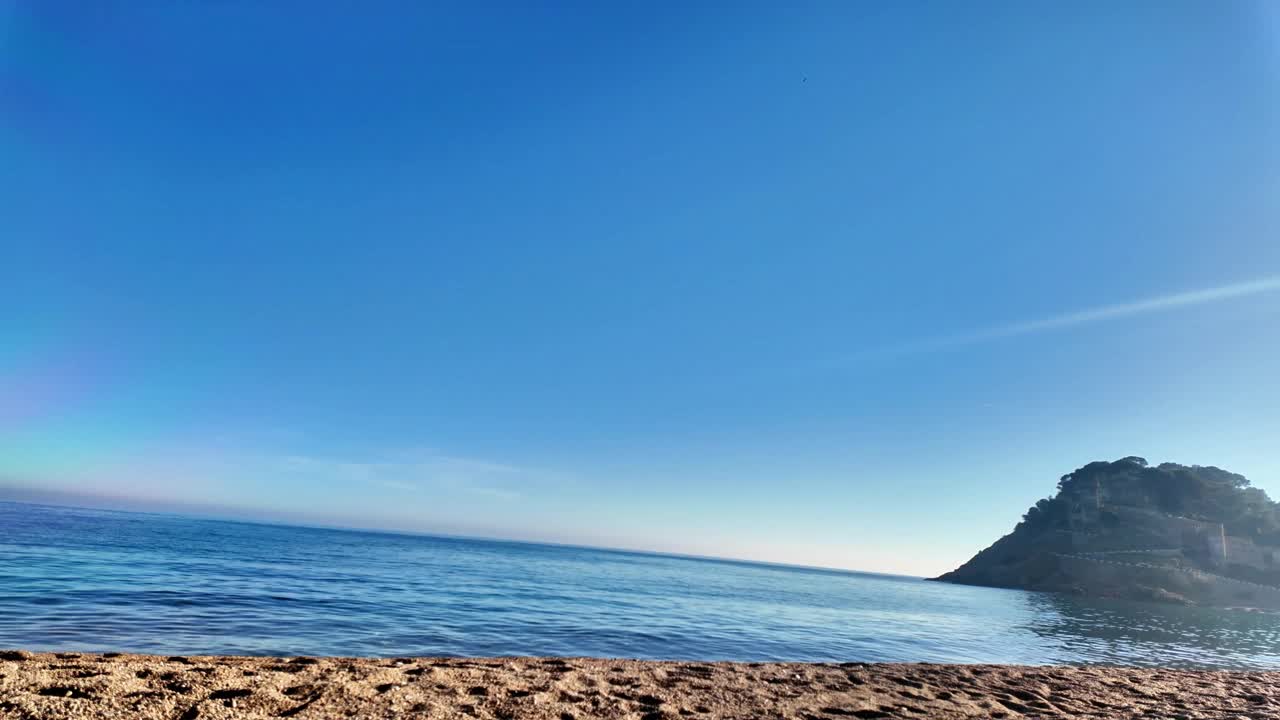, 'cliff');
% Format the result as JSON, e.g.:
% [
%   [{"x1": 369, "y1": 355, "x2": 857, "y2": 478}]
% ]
[{"x1": 934, "y1": 457, "x2": 1280, "y2": 608}]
